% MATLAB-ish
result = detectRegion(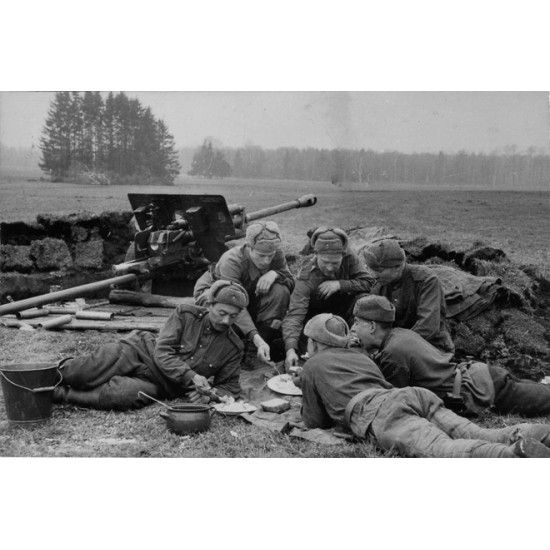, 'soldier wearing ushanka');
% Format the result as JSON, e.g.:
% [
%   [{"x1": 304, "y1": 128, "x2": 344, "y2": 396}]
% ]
[
  {"x1": 282, "y1": 227, "x2": 375, "y2": 369},
  {"x1": 193, "y1": 221, "x2": 294, "y2": 366},
  {"x1": 353, "y1": 295, "x2": 550, "y2": 418},
  {"x1": 298, "y1": 312, "x2": 550, "y2": 458},
  {"x1": 362, "y1": 239, "x2": 454, "y2": 354},
  {"x1": 54, "y1": 280, "x2": 247, "y2": 410}
]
